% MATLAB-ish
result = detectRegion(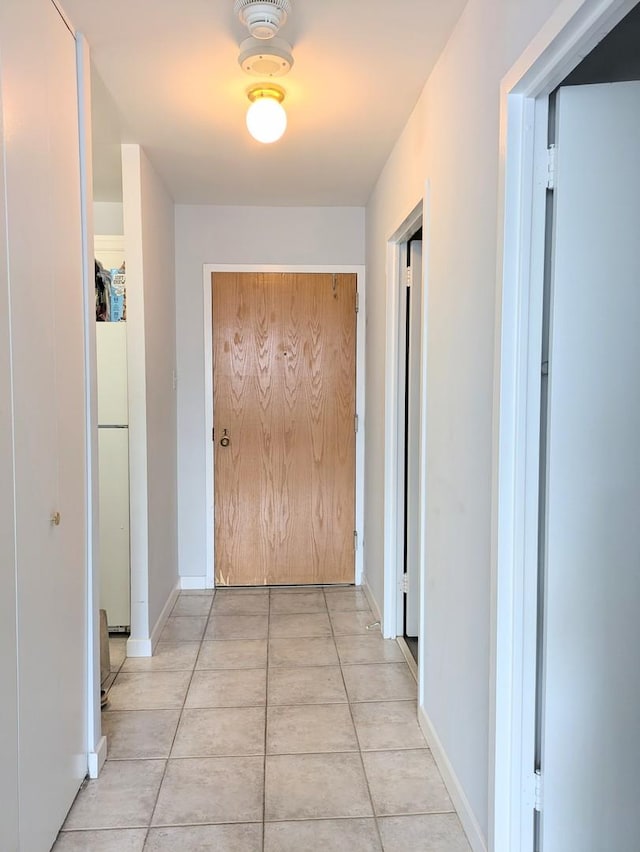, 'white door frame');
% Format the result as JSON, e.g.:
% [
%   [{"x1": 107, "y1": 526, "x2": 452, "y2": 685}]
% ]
[
  {"x1": 202, "y1": 263, "x2": 366, "y2": 589},
  {"x1": 382, "y1": 198, "x2": 426, "y2": 642},
  {"x1": 491, "y1": 0, "x2": 637, "y2": 848},
  {"x1": 76, "y1": 34, "x2": 107, "y2": 779}
]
